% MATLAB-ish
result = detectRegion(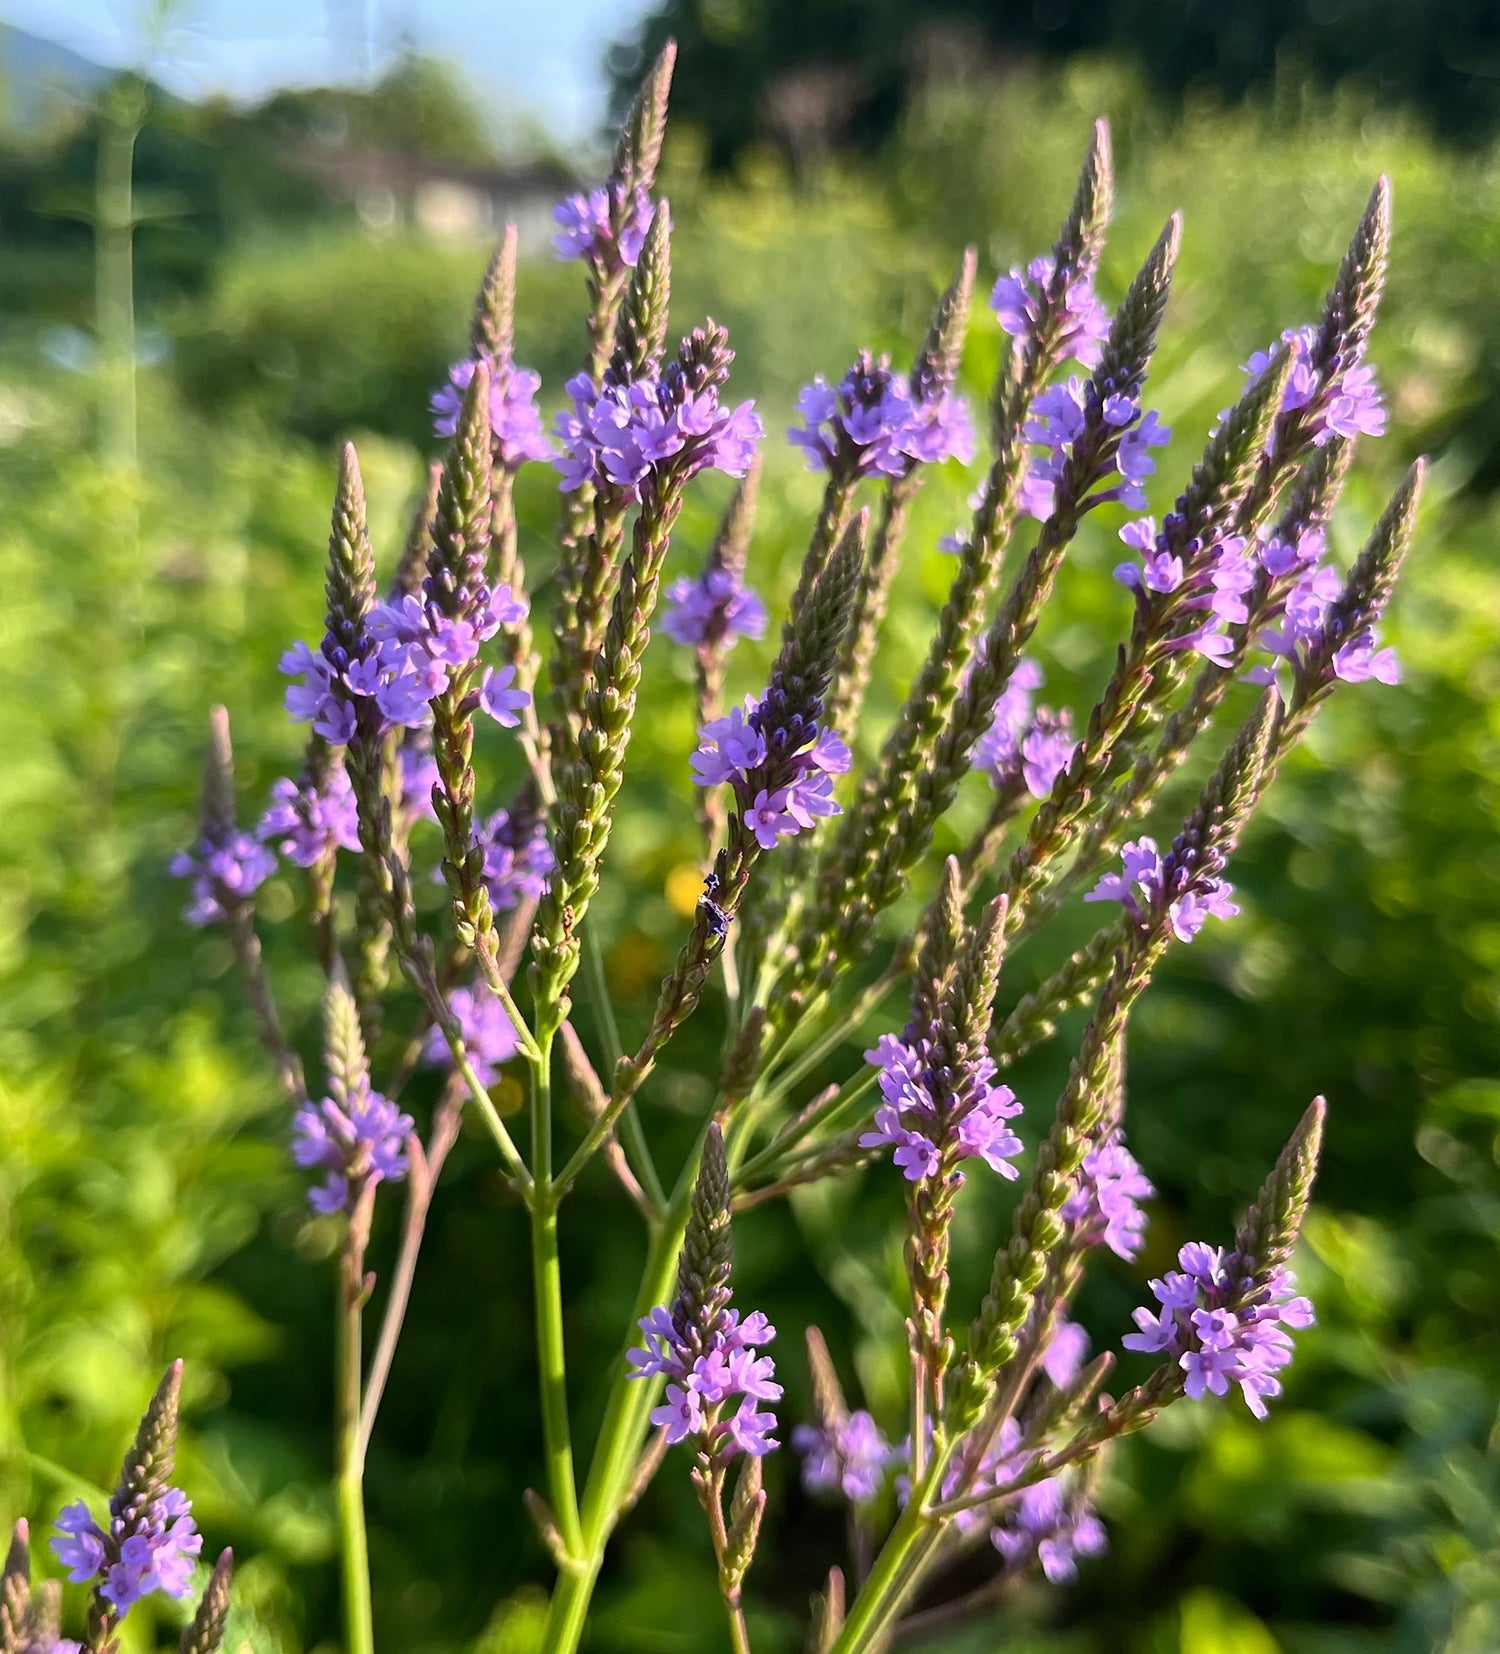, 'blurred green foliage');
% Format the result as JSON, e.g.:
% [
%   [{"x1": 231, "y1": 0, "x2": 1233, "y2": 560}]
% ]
[{"x1": 0, "y1": 52, "x2": 1496, "y2": 1654}]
